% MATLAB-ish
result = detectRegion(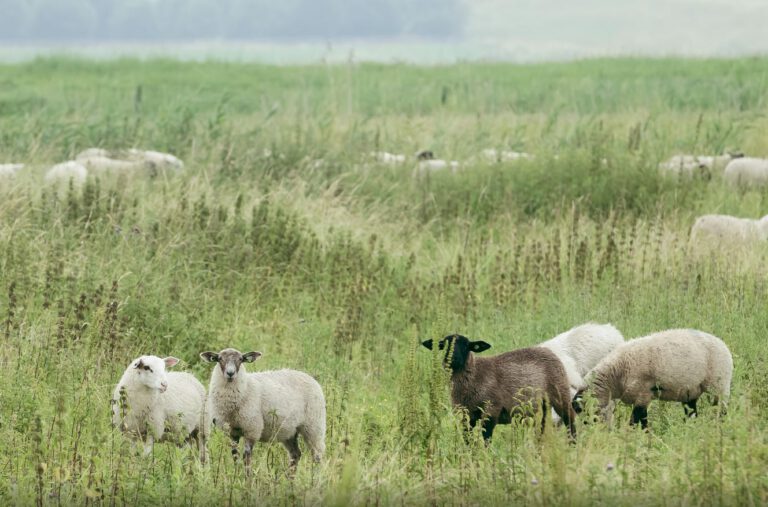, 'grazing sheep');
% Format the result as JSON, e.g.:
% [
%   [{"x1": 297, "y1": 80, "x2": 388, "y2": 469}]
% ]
[
  {"x1": 414, "y1": 151, "x2": 461, "y2": 175},
  {"x1": 111, "y1": 355, "x2": 206, "y2": 456},
  {"x1": 482, "y1": 149, "x2": 533, "y2": 163},
  {"x1": 76, "y1": 148, "x2": 111, "y2": 161},
  {"x1": 538, "y1": 323, "x2": 625, "y2": 419},
  {"x1": 77, "y1": 148, "x2": 184, "y2": 172},
  {"x1": 421, "y1": 335, "x2": 576, "y2": 441},
  {"x1": 587, "y1": 329, "x2": 733, "y2": 428},
  {"x1": 44, "y1": 161, "x2": 88, "y2": 185},
  {"x1": 690, "y1": 214, "x2": 768, "y2": 250},
  {"x1": 200, "y1": 348, "x2": 326, "y2": 470},
  {"x1": 370, "y1": 151, "x2": 407, "y2": 165},
  {"x1": 0, "y1": 163, "x2": 24, "y2": 178},
  {"x1": 79, "y1": 155, "x2": 142, "y2": 172},
  {"x1": 659, "y1": 153, "x2": 741, "y2": 178},
  {"x1": 724, "y1": 157, "x2": 768, "y2": 187},
  {"x1": 127, "y1": 149, "x2": 184, "y2": 171}
]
